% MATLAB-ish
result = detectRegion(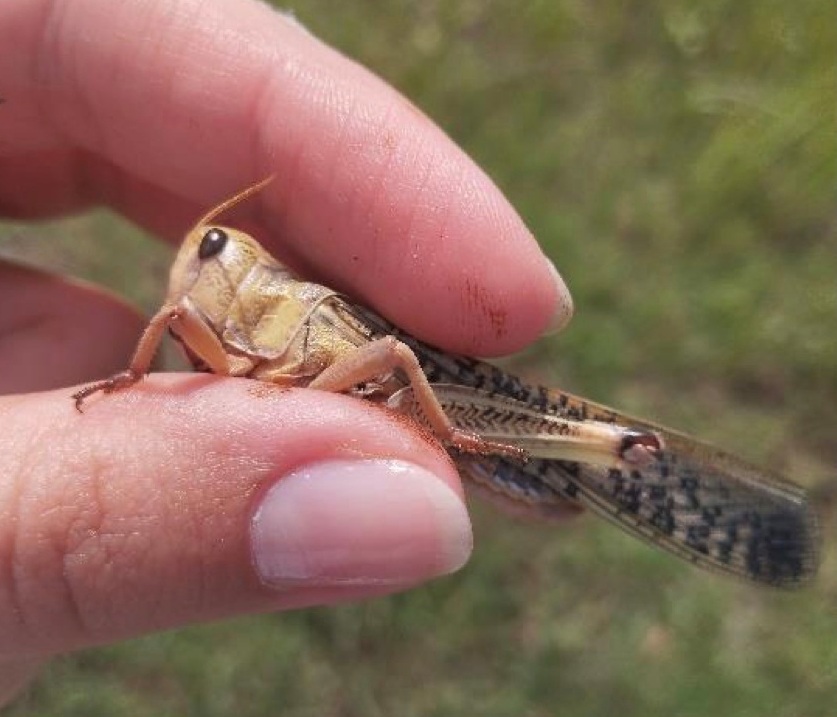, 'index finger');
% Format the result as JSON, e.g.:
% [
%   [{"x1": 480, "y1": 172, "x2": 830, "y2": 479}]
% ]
[{"x1": 0, "y1": 0, "x2": 571, "y2": 356}]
